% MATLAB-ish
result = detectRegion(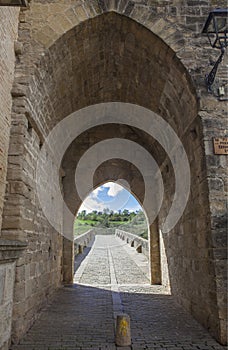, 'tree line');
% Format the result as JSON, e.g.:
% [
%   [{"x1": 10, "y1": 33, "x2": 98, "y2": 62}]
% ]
[{"x1": 77, "y1": 208, "x2": 144, "y2": 223}]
